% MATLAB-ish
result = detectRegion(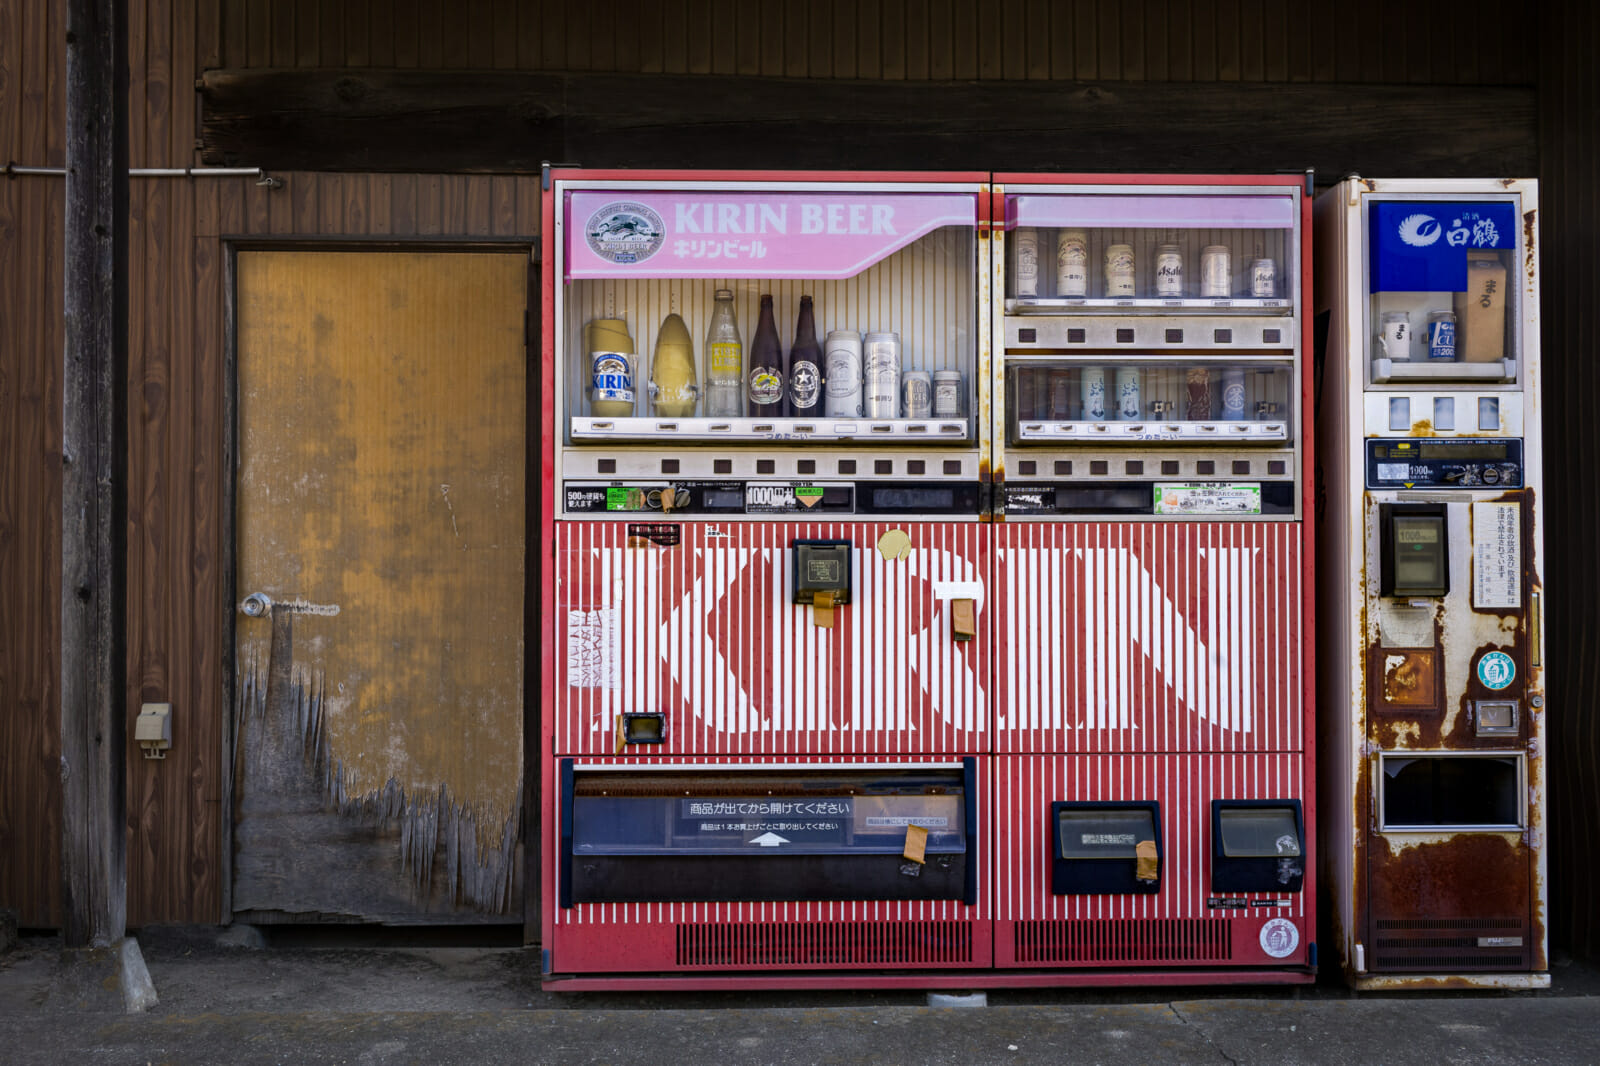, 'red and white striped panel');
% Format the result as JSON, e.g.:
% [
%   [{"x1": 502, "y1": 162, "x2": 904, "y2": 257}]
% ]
[
  {"x1": 992, "y1": 752, "x2": 1311, "y2": 968},
  {"x1": 993, "y1": 521, "x2": 1304, "y2": 754},
  {"x1": 549, "y1": 753, "x2": 991, "y2": 974},
  {"x1": 553, "y1": 520, "x2": 991, "y2": 757}
]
